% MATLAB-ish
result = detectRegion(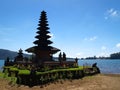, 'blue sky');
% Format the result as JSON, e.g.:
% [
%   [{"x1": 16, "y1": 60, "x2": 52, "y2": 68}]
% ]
[{"x1": 0, "y1": 0, "x2": 120, "y2": 58}]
